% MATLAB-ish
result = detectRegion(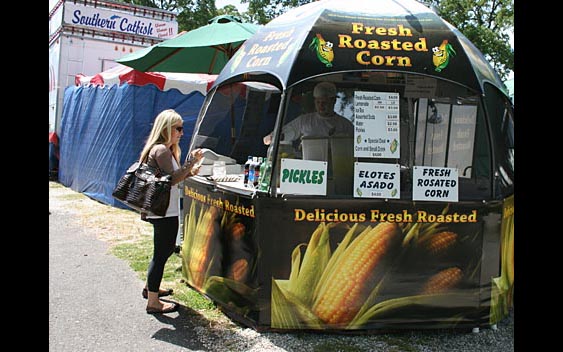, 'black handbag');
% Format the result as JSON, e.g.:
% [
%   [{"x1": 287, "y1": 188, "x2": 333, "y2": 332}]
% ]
[{"x1": 112, "y1": 161, "x2": 172, "y2": 216}]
